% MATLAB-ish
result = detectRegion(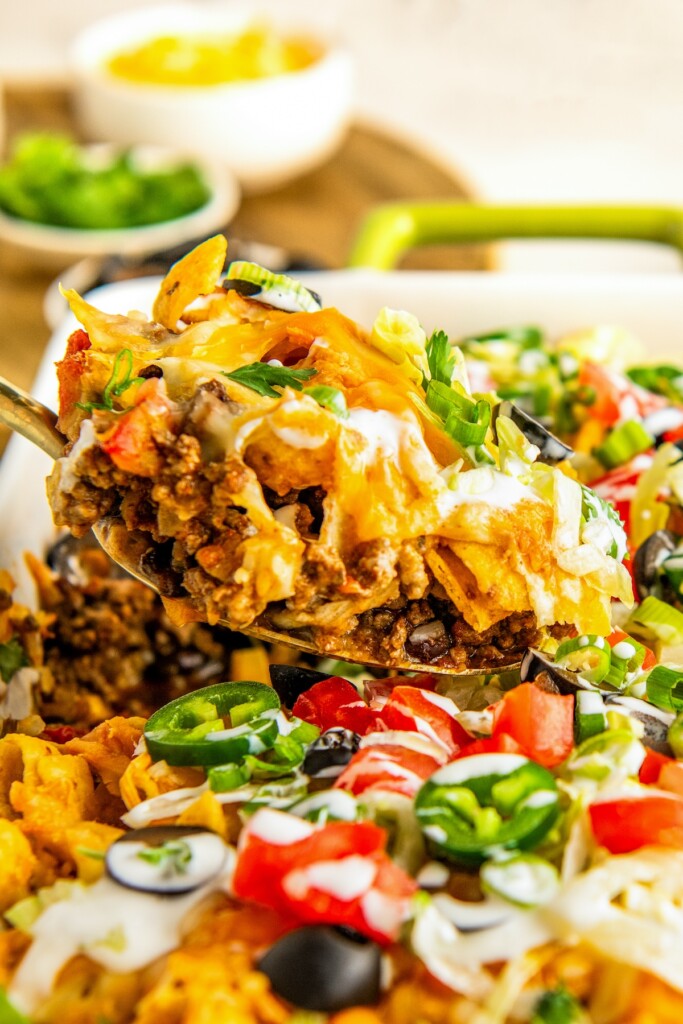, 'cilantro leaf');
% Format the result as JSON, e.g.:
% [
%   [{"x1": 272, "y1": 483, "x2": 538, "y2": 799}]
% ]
[
  {"x1": 222, "y1": 363, "x2": 317, "y2": 398},
  {"x1": 425, "y1": 329, "x2": 455, "y2": 388},
  {"x1": 0, "y1": 637, "x2": 28, "y2": 683}
]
